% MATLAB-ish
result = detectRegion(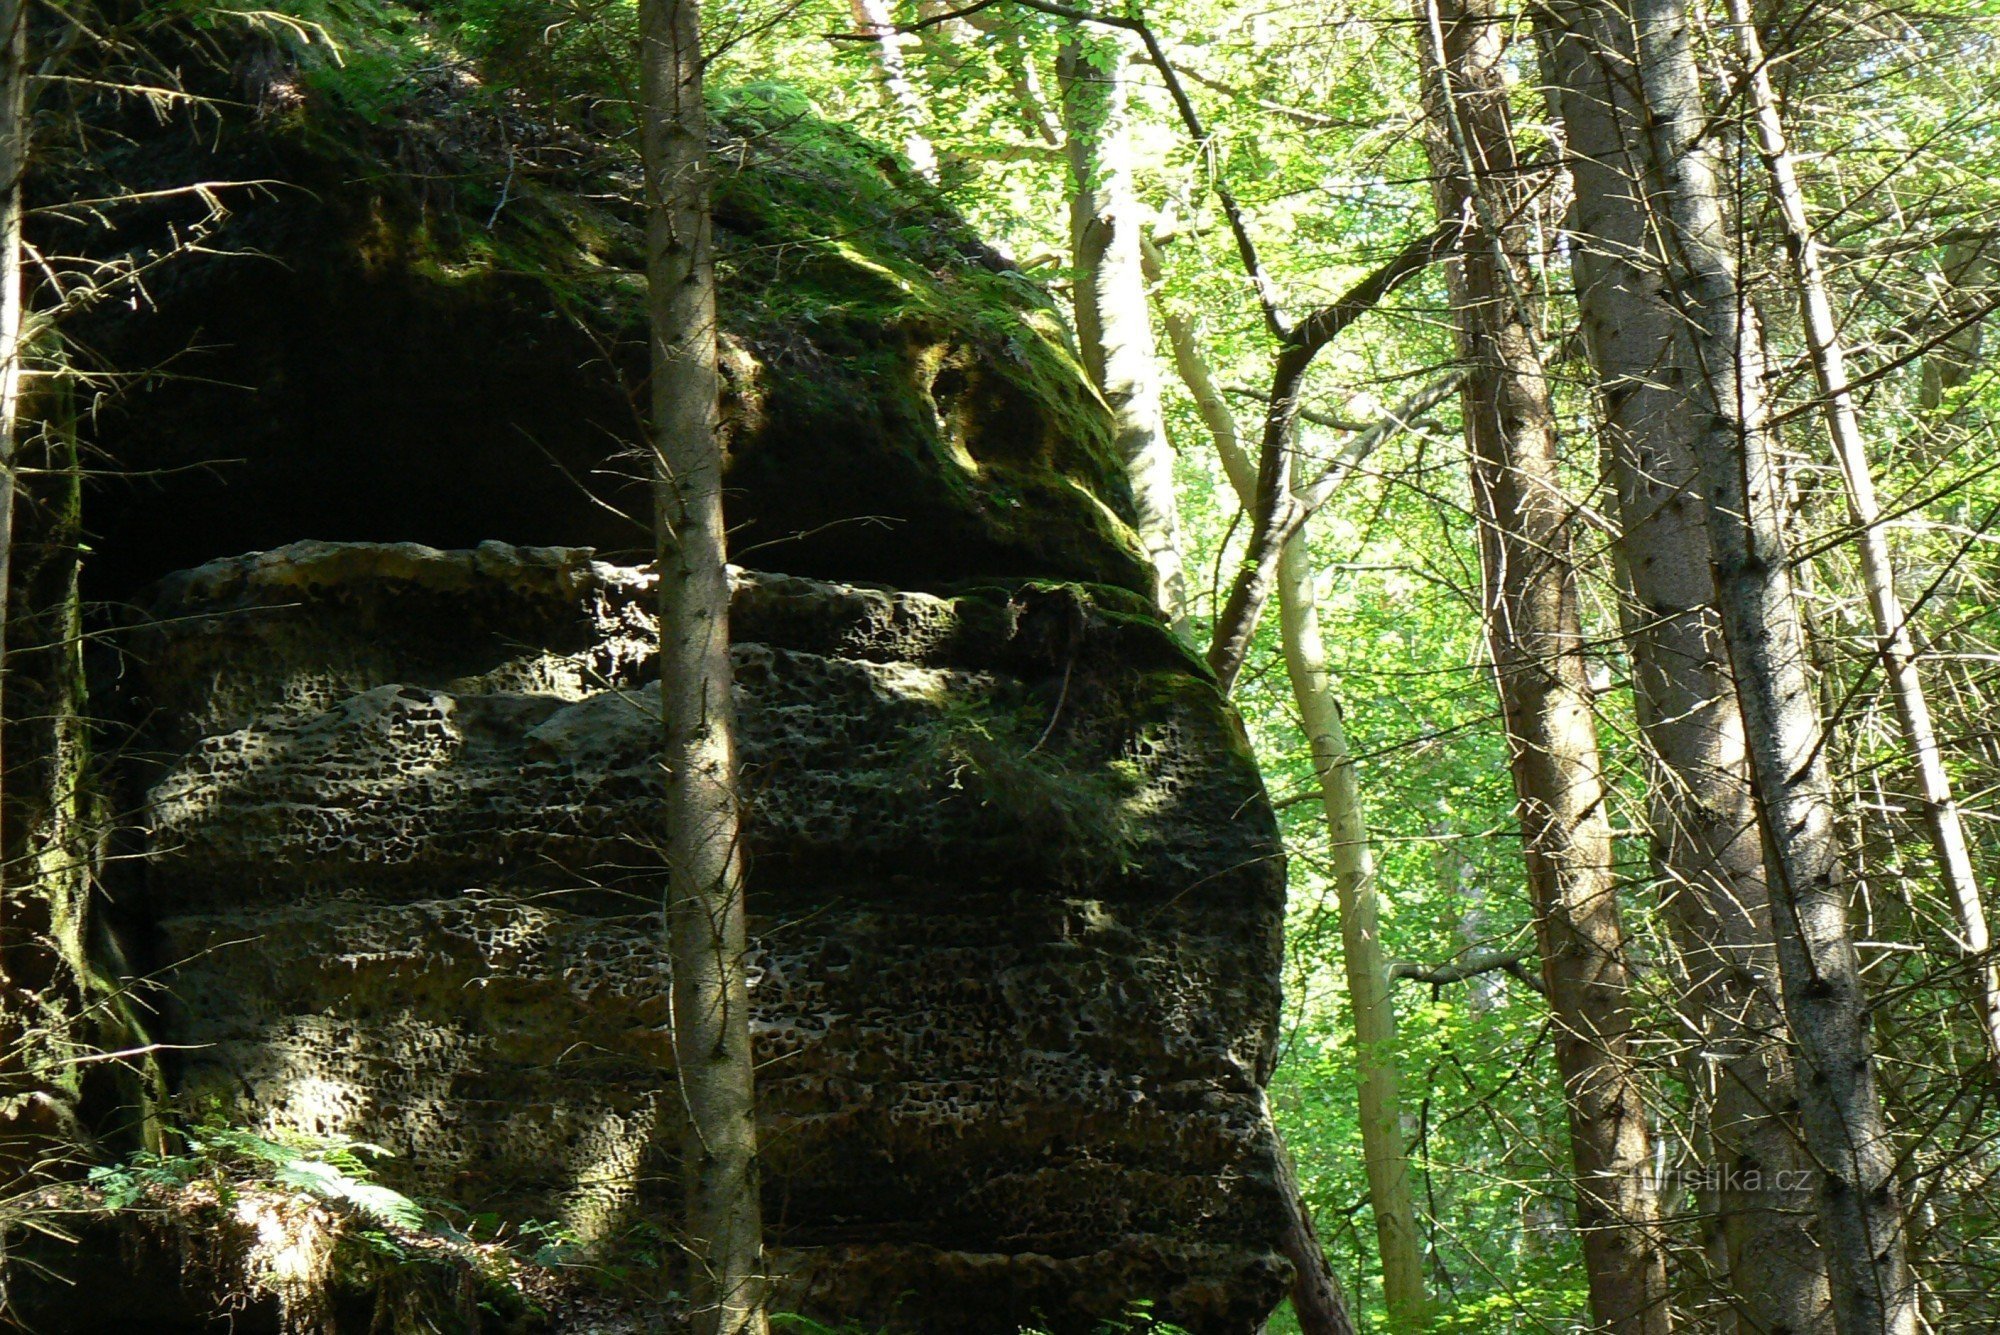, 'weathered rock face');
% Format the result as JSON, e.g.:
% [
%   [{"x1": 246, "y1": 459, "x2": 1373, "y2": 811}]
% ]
[
  {"x1": 33, "y1": 15, "x2": 1296, "y2": 1327},
  {"x1": 113, "y1": 541, "x2": 1291, "y2": 1332}
]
